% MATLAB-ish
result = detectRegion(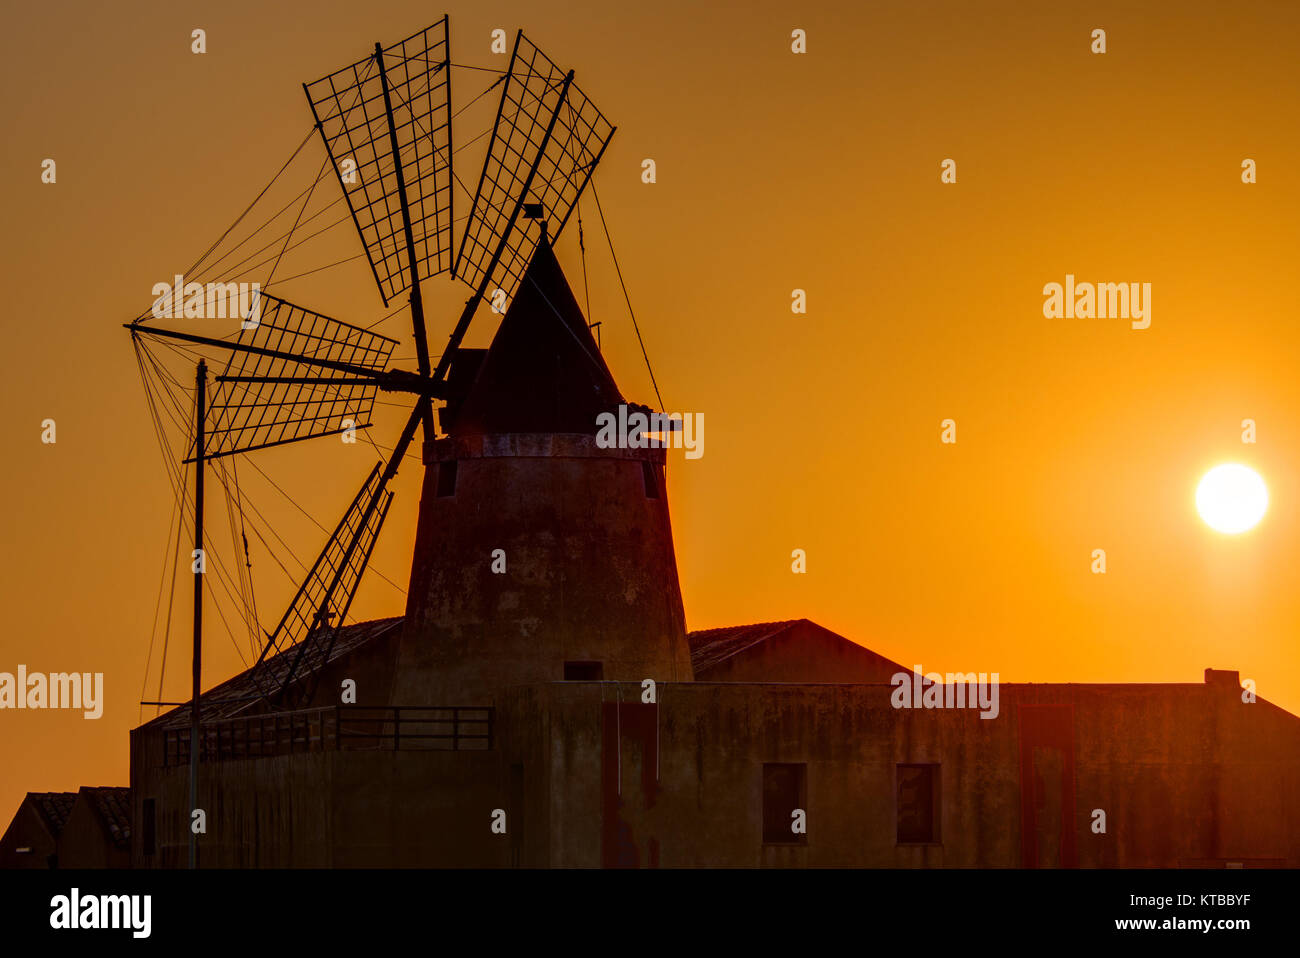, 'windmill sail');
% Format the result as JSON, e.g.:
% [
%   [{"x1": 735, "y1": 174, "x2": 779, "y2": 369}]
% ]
[
  {"x1": 200, "y1": 296, "x2": 398, "y2": 460},
  {"x1": 129, "y1": 291, "x2": 399, "y2": 461},
  {"x1": 251, "y1": 462, "x2": 394, "y2": 702},
  {"x1": 453, "y1": 32, "x2": 614, "y2": 308},
  {"x1": 304, "y1": 17, "x2": 453, "y2": 306}
]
